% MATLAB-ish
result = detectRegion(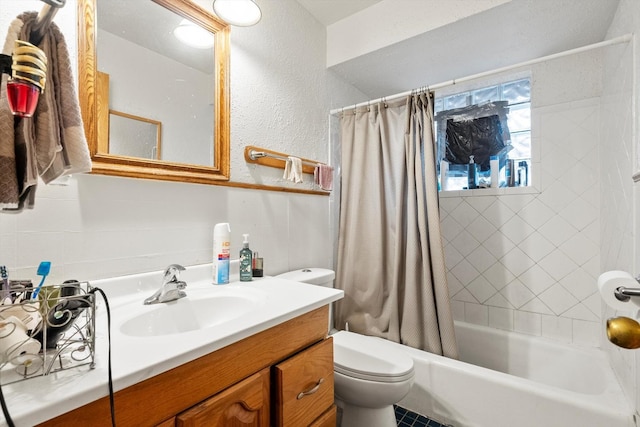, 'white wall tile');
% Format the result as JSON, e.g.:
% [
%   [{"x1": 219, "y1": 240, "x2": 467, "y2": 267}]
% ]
[
  {"x1": 572, "y1": 320, "x2": 600, "y2": 347},
  {"x1": 439, "y1": 60, "x2": 604, "y2": 351},
  {"x1": 540, "y1": 315, "x2": 572, "y2": 343},
  {"x1": 464, "y1": 302, "x2": 489, "y2": 326},
  {"x1": 488, "y1": 306, "x2": 514, "y2": 330},
  {"x1": 514, "y1": 310, "x2": 542, "y2": 336}
]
